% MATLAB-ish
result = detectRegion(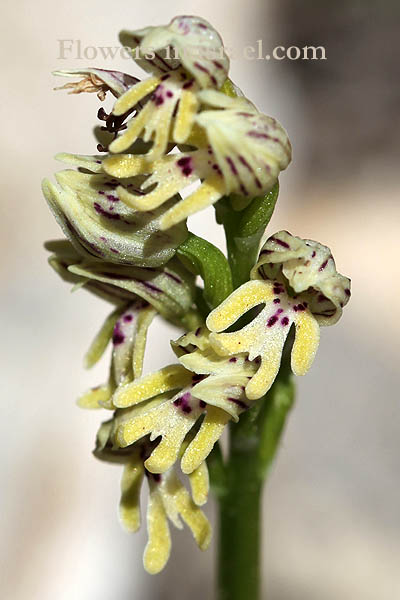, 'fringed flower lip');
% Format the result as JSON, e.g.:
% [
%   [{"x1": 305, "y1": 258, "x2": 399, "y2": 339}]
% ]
[
  {"x1": 103, "y1": 94, "x2": 292, "y2": 229},
  {"x1": 42, "y1": 155, "x2": 188, "y2": 267},
  {"x1": 206, "y1": 231, "x2": 351, "y2": 400},
  {"x1": 111, "y1": 327, "x2": 259, "y2": 475},
  {"x1": 120, "y1": 15, "x2": 229, "y2": 88},
  {"x1": 108, "y1": 68, "x2": 203, "y2": 161},
  {"x1": 53, "y1": 68, "x2": 140, "y2": 100},
  {"x1": 94, "y1": 423, "x2": 211, "y2": 574}
]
